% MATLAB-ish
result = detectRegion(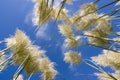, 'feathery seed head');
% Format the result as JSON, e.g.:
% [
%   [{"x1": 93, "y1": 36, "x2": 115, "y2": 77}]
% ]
[
  {"x1": 58, "y1": 24, "x2": 73, "y2": 37},
  {"x1": 96, "y1": 14, "x2": 112, "y2": 34},
  {"x1": 65, "y1": 36, "x2": 79, "y2": 48},
  {"x1": 51, "y1": 7, "x2": 68, "y2": 21},
  {"x1": 79, "y1": 2, "x2": 97, "y2": 16},
  {"x1": 92, "y1": 50, "x2": 120, "y2": 70},
  {"x1": 33, "y1": 0, "x2": 52, "y2": 26},
  {"x1": 84, "y1": 29, "x2": 110, "y2": 46},
  {"x1": 39, "y1": 57, "x2": 57, "y2": 80},
  {"x1": 95, "y1": 72, "x2": 120, "y2": 80},
  {"x1": 64, "y1": 50, "x2": 81, "y2": 64}
]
